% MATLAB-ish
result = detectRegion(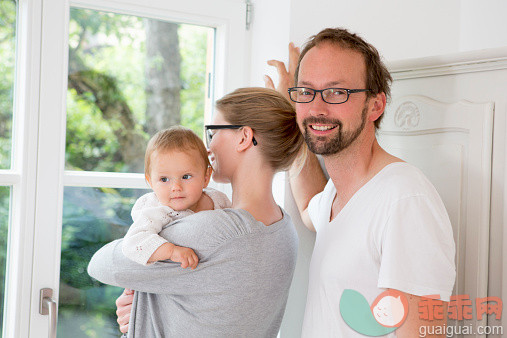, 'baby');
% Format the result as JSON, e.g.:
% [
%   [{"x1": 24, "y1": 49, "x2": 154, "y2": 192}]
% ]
[{"x1": 122, "y1": 126, "x2": 231, "y2": 268}]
